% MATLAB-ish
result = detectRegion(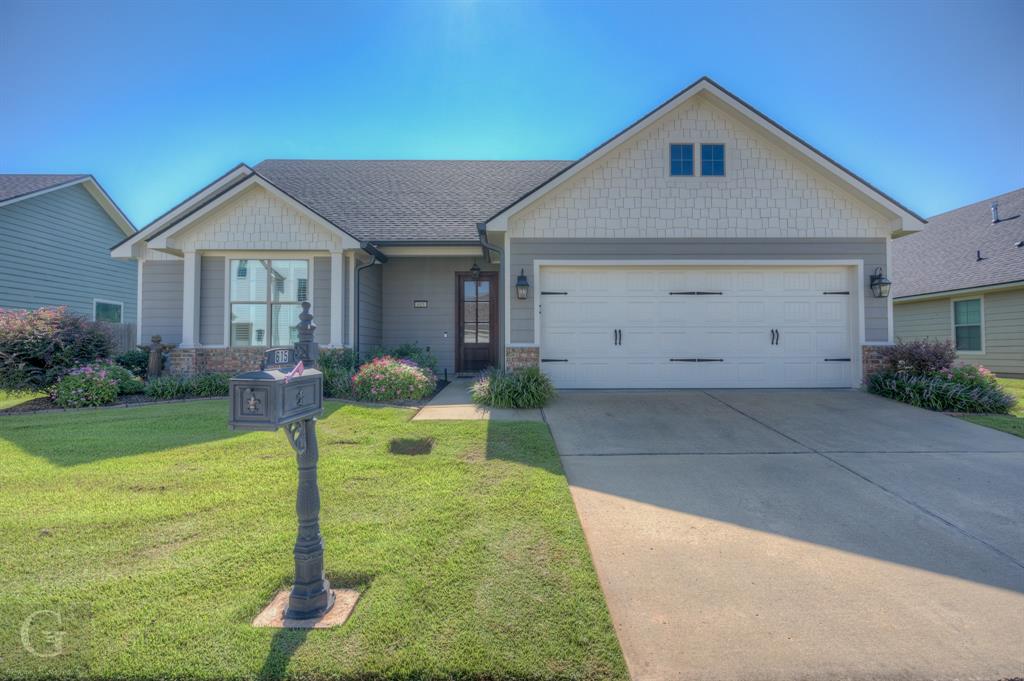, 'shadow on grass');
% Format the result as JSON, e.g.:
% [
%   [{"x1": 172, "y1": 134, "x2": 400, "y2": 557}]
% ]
[{"x1": 0, "y1": 400, "x2": 345, "y2": 465}]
